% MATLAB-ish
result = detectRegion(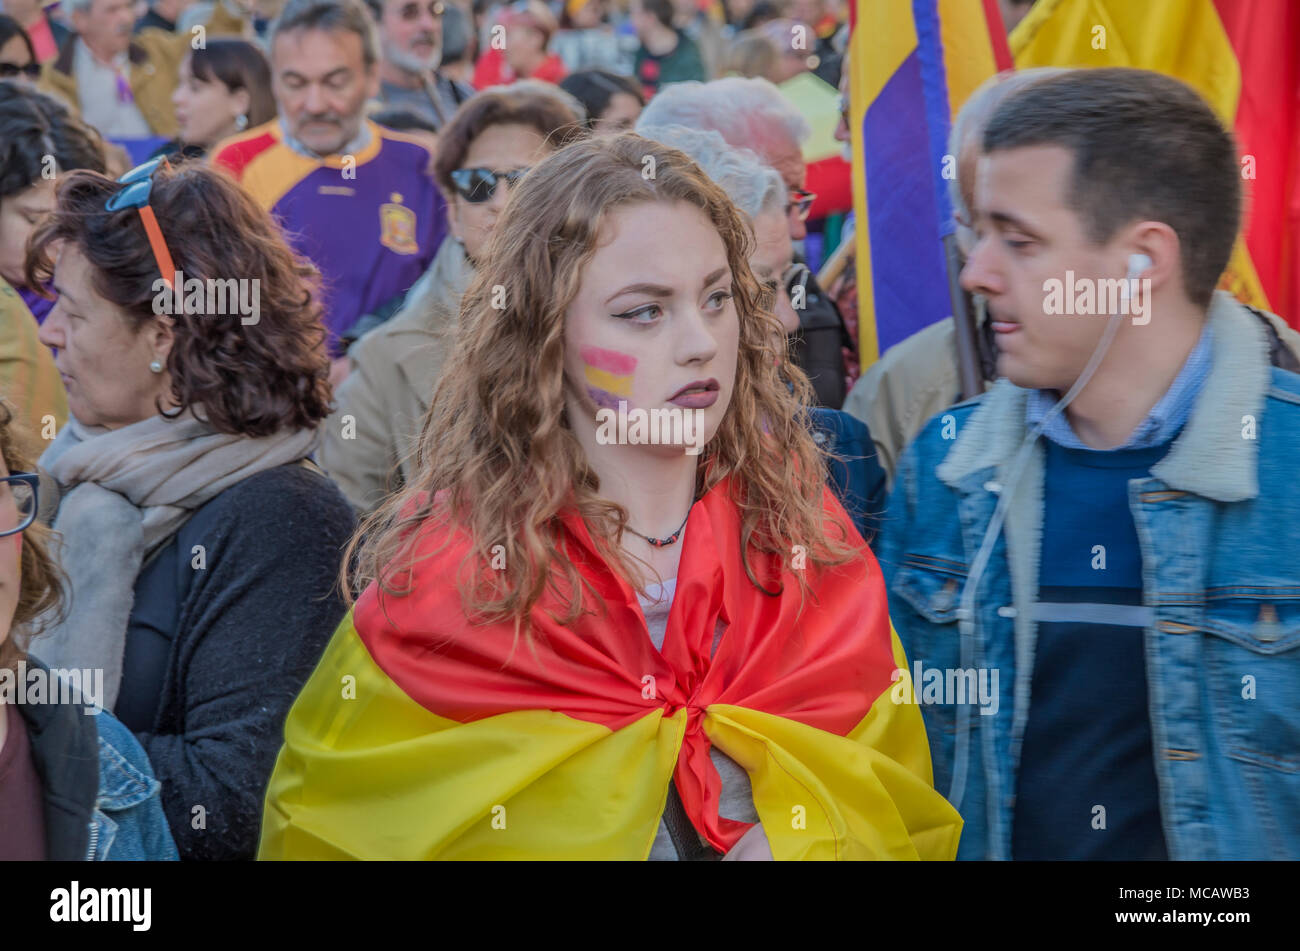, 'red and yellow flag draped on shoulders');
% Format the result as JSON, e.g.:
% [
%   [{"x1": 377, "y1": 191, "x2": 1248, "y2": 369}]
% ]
[{"x1": 259, "y1": 479, "x2": 962, "y2": 860}]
